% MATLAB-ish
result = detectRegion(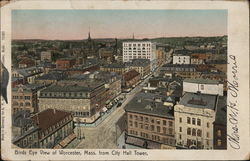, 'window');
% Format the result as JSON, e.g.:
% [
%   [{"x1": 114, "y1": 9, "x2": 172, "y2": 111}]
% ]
[
  {"x1": 217, "y1": 130, "x2": 221, "y2": 137},
  {"x1": 197, "y1": 129, "x2": 202, "y2": 137},
  {"x1": 156, "y1": 119, "x2": 160, "y2": 124},
  {"x1": 25, "y1": 102, "x2": 31, "y2": 106},
  {"x1": 135, "y1": 115, "x2": 138, "y2": 120},
  {"x1": 129, "y1": 121, "x2": 133, "y2": 127},
  {"x1": 157, "y1": 126, "x2": 160, "y2": 133},
  {"x1": 169, "y1": 121, "x2": 173, "y2": 127},
  {"x1": 179, "y1": 117, "x2": 182, "y2": 123},
  {"x1": 187, "y1": 128, "x2": 191, "y2": 135},
  {"x1": 145, "y1": 124, "x2": 149, "y2": 130},
  {"x1": 217, "y1": 139, "x2": 222, "y2": 146},
  {"x1": 145, "y1": 117, "x2": 149, "y2": 122},
  {"x1": 129, "y1": 114, "x2": 133, "y2": 119},
  {"x1": 201, "y1": 85, "x2": 204, "y2": 90},
  {"x1": 187, "y1": 117, "x2": 191, "y2": 124},
  {"x1": 207, "y1": 122, "x2": 210, "y2": 128},
  {"x1": 192, "y1": 129, "x2": 196, "y2": 136},
  {"x1": 207, "y1": 132, "x2": 210, "y2": 138},
  {"x1": 179, "y1": 134, "x2": 182, "y2": 140},
  {"x1": 151, "y1": 125, "x2": 155, "y2": 131},
  {"x1": 179, "y1": 127, "x2": 182, "y2": 132},
  {"x1": 192, "y1": 118, "x2": 196, "y2": 125},
  {"x1": 206, "y1": 140, "x2": 209, "y2": 146},
  {"x1": 134, "y1": 121, "x2": 138, "y2": 127},
  {"x1": 20, "y1": 103, "x2": 23, "y2": 106},
  {"x1": 169, "y1": 128, "x2": 173, "y2": 135},
  {"x1": 163, "y1": 120, "x2": 166, "y2": 125},
  {"x1": 197, "y1": 119, "x2": 201, "y2": 126},
  {"x1": 151, "y1": 119, "x2": 154, "y2": 123},
  {"x1": 140, "y1": 116, "x2": 143, "y2": 121},
  {"x1": 140, "y1": 123, "x2": 143, "y2": 129},
  {"x1": 163, "y1": 127, "x2": 167, "y2": 134}
]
